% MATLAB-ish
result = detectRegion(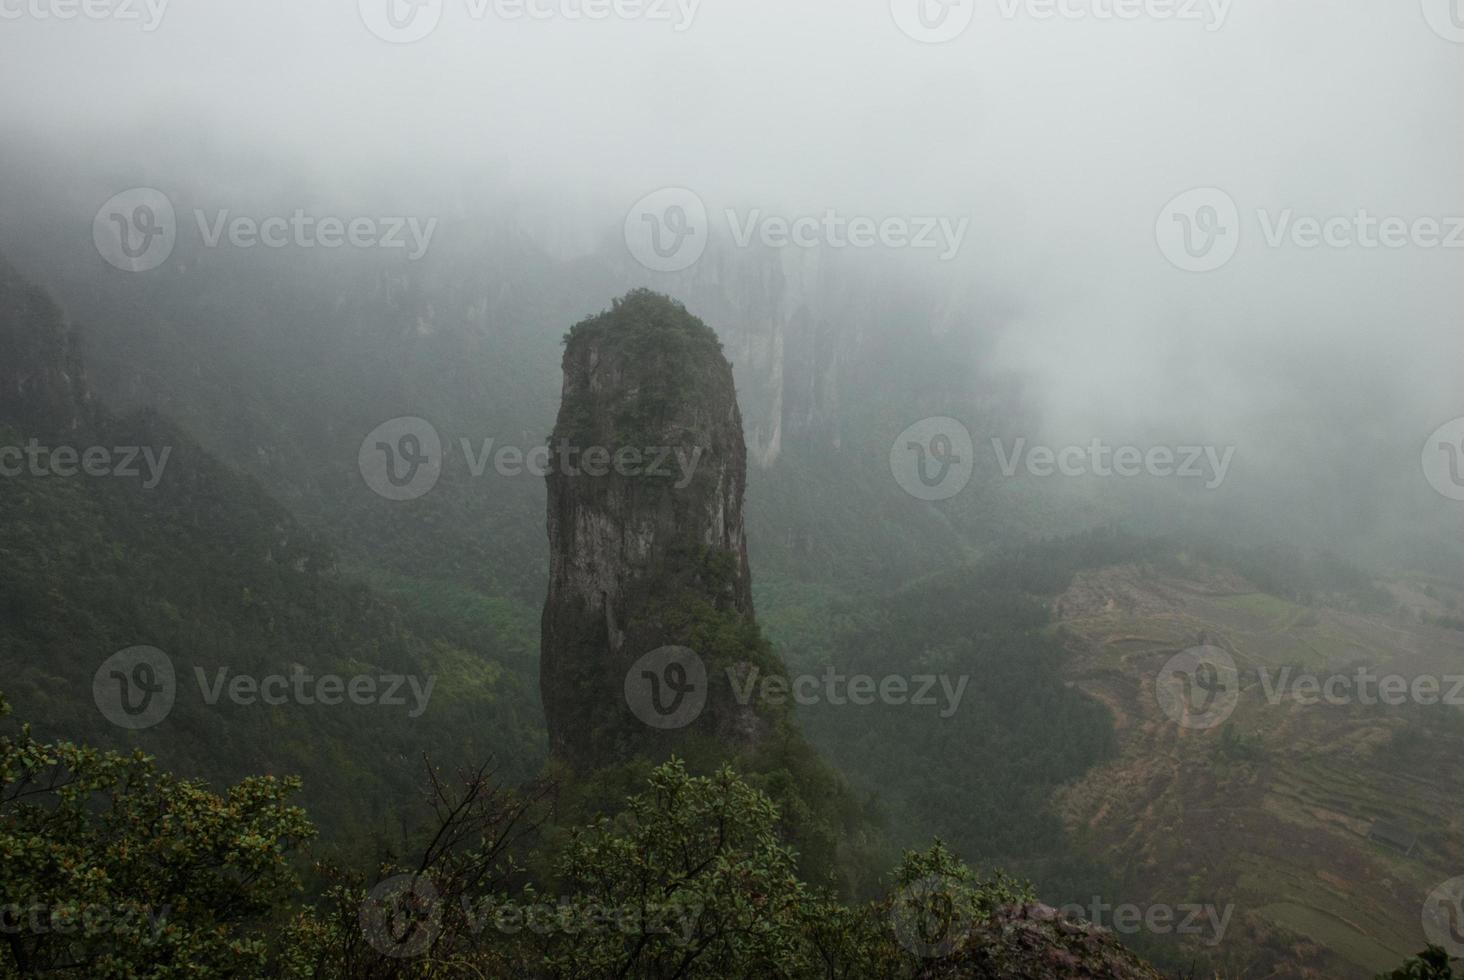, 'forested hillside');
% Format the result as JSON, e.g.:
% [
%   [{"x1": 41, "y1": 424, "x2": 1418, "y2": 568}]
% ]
[{"x1": 0, "y1": 254, "x2": 546, "y2": 843}]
